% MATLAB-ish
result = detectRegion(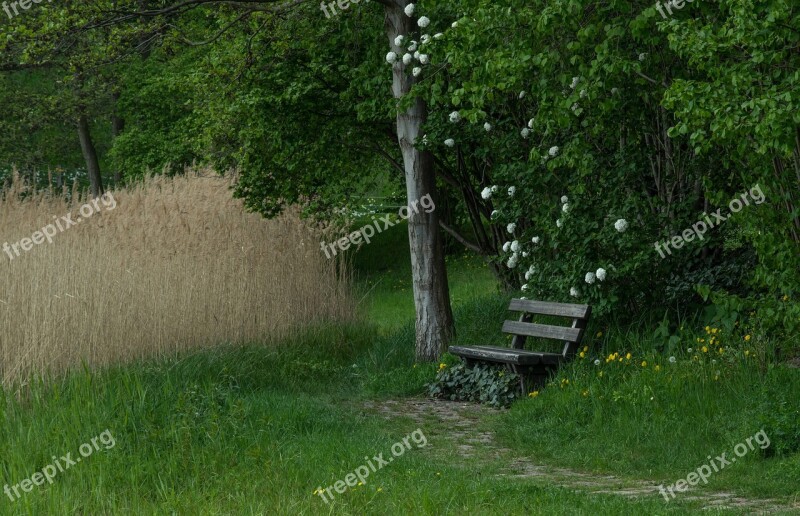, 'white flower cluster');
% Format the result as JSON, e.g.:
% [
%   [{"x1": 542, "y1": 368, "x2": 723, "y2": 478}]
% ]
[
  {"x1": 614, "y1": 218, "x2": 628, "y2": 233},
  {"x1": 390, "y1": 3, "x2": 441, "y2": 82},
  {"x1": 584, "y1": 267, "x2": 607, "y2": 285}
]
